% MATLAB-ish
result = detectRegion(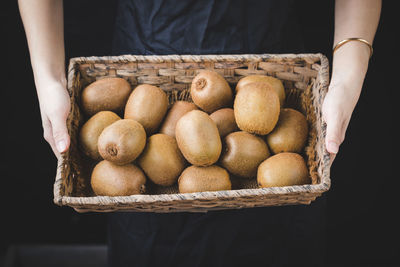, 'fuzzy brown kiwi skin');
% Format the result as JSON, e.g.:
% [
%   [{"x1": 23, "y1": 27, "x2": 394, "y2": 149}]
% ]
[
  {"x1": 209, "y1": 108, "x2": 238, "y2": 138},
  {"x1": 220, "y1": 131, "x2": 270, "y2": 178},
  {"x1": 124, "y1": 84, "x2": 168, "y2": 134},
  {"x1": 235, "y1": 75, "x2": 286, "y2": 106},
  {"x1": 159, "y1": 101, "x2": 198, "y2": 138},
  {"x1": 138, "y1": 134, "x2": 187, "y2": 186},
  {"x1": 175, "y1": 110, "x2": 222, "y2": 166},
  {"x1": 190, "y1": 70, "x2": 233, "y2": 113},
  {"x1": 98, "y1": 119, "x2": 146, "y2": 165},
  {"x1": 178, "y1": 165, "x2": 231, "y2": 193},
  {"x1": 234, "y1": 82, "x2": 280, "y2": 135},
  {"x1": 257, "y1": 152, "x2": 310, "y2": 188},
  {"x1": 91, "y1": 160, "x2": 147, "y2": 196},
  {"x1": 79, "y1": 111, "x2": 121, "y2": 161},
  {"x1": 266, "y1": 108, "x2": 309, "y2": 154},
  {"x1": 81, "y1": 77, "x2": 132, "y2": 117}
]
